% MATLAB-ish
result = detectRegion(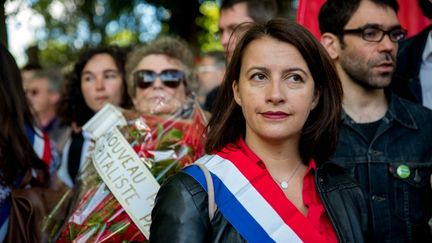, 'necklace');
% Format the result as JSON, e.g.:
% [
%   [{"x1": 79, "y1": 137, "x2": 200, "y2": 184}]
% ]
[{"x1": 273, "y1": 162, "x2": 302, "y2": 190}]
